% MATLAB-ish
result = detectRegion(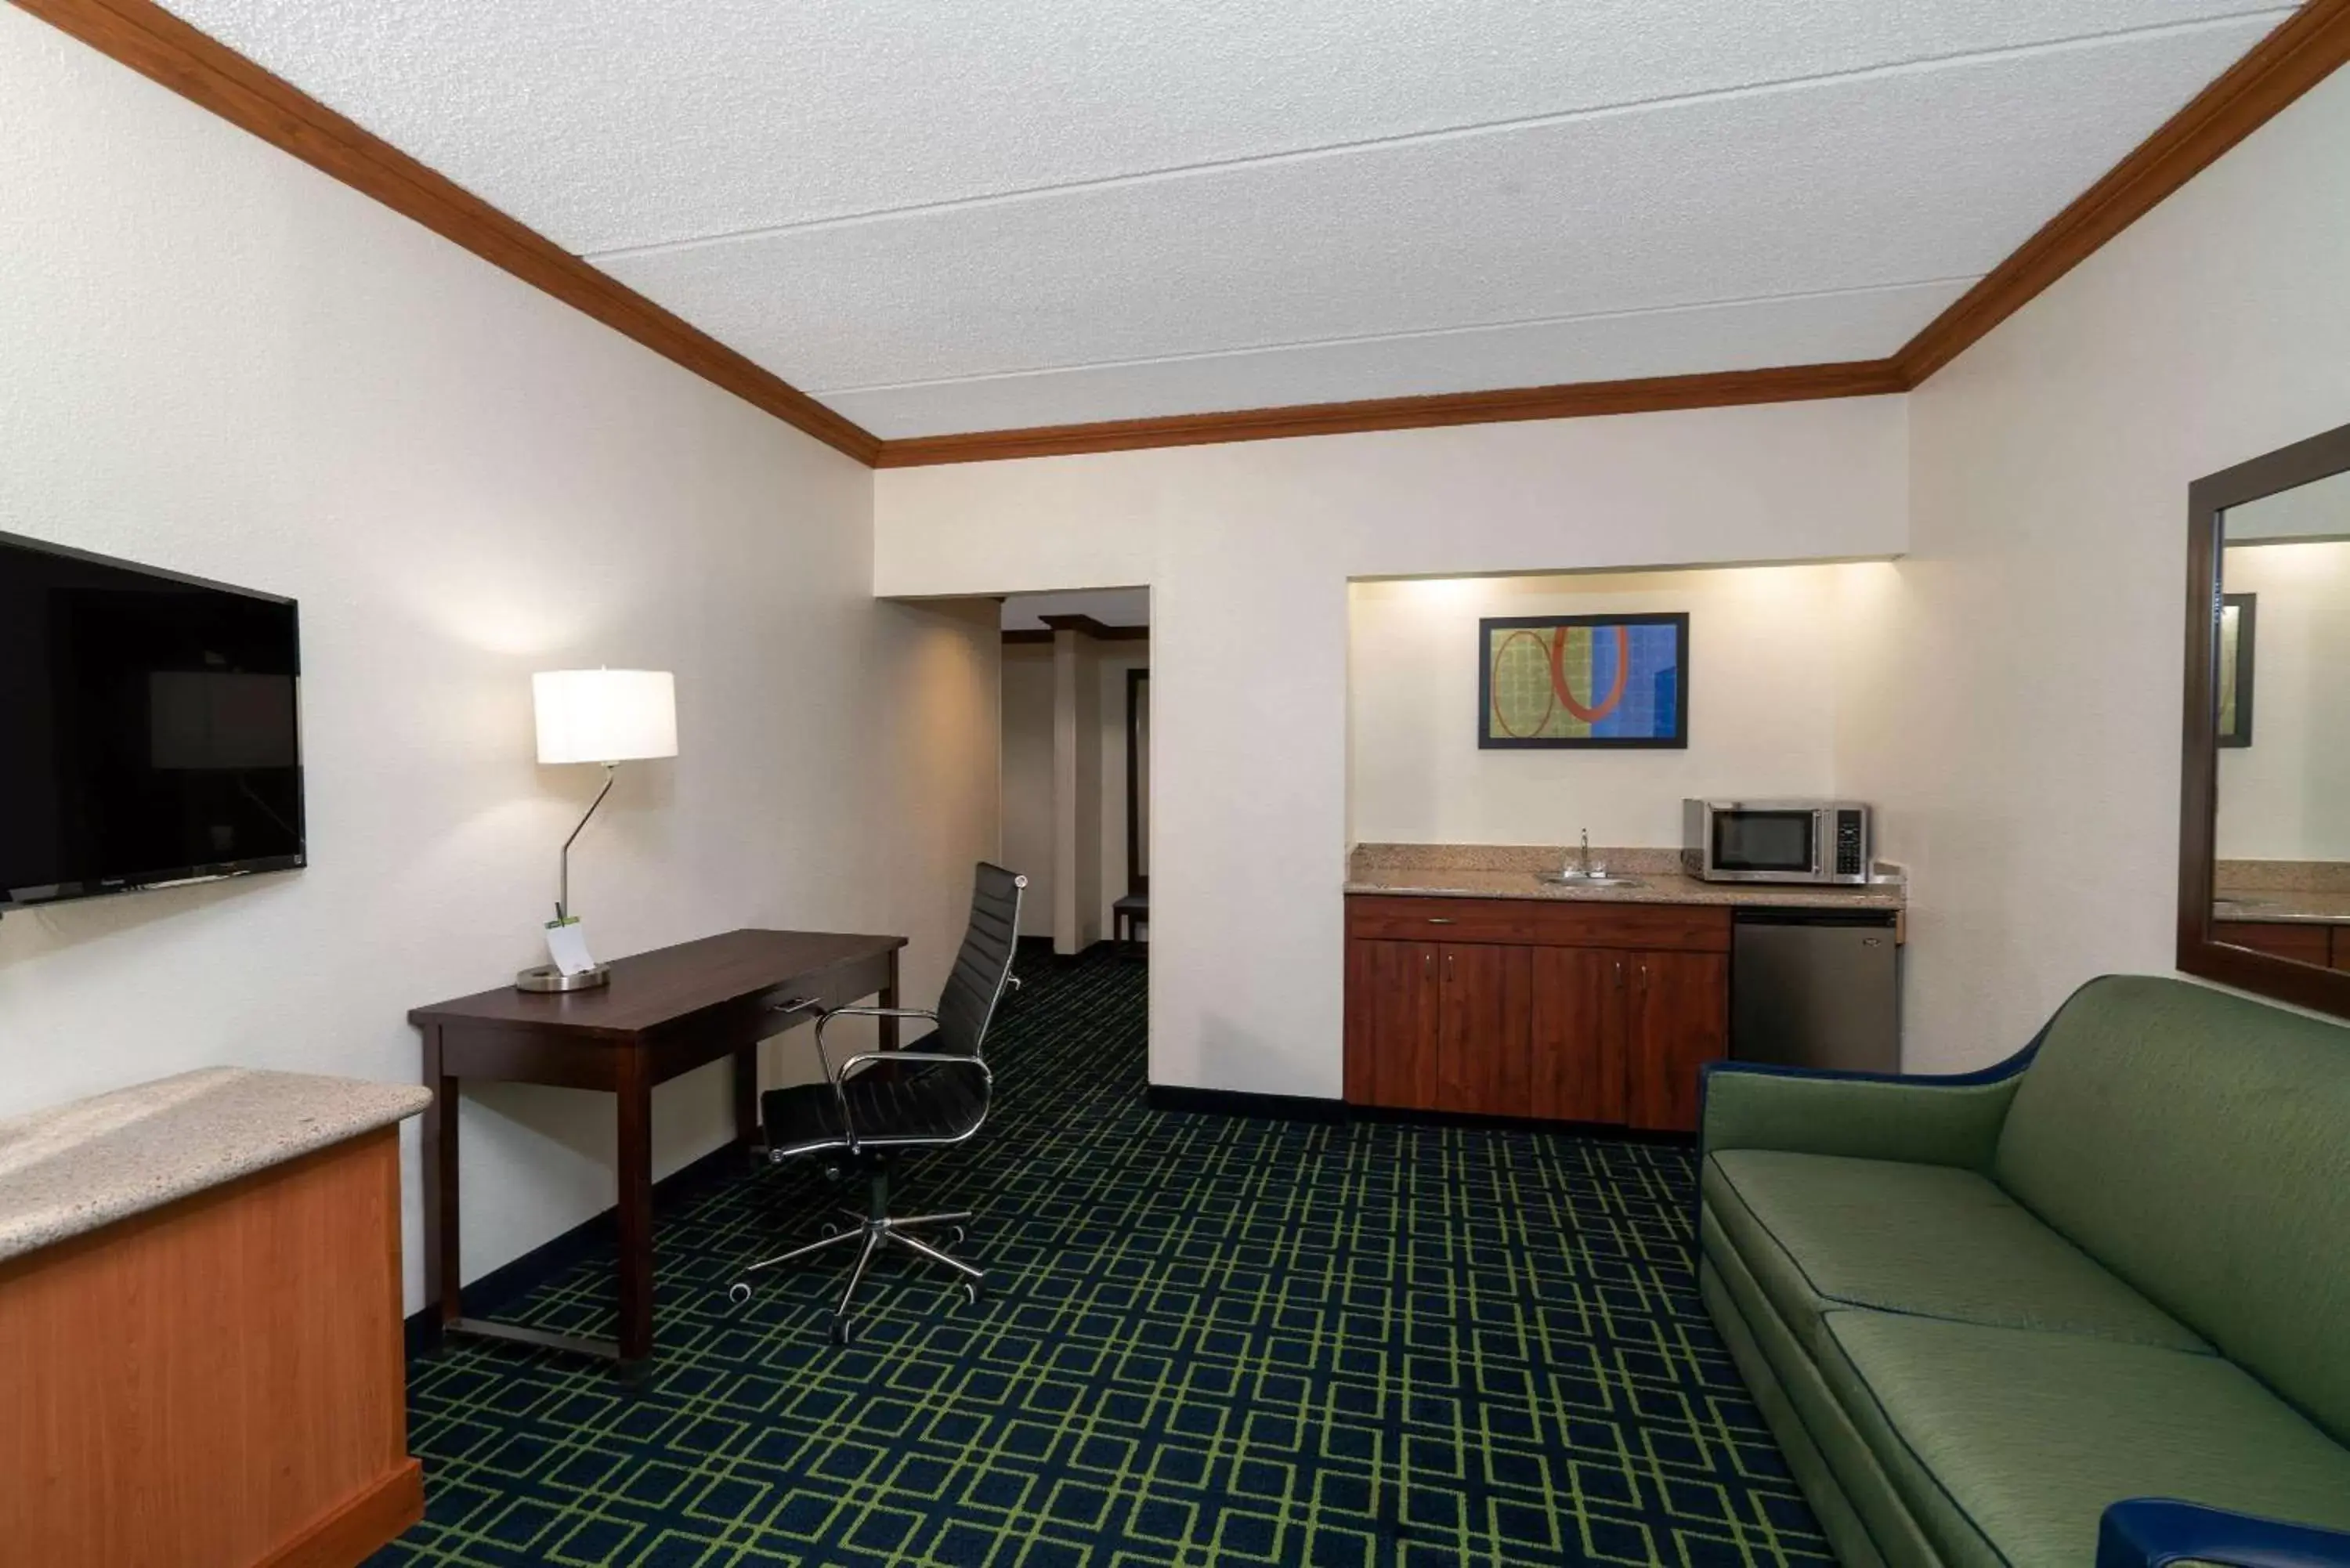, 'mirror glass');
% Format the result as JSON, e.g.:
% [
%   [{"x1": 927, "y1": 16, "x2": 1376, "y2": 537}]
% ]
[{"x1": 2211, "y1": 466, "x2": 2350, "y2": 968}]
